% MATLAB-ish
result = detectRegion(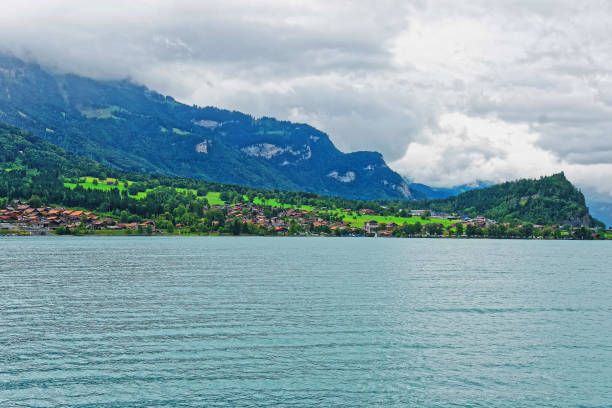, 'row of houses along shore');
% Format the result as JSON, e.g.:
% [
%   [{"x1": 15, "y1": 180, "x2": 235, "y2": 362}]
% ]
[
  {"x1": 0, "y1": 199, "x2": 524, "y2": 237},
  {"x1": 0, "y1": 201, "x2": 154, "y2": 234}
]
